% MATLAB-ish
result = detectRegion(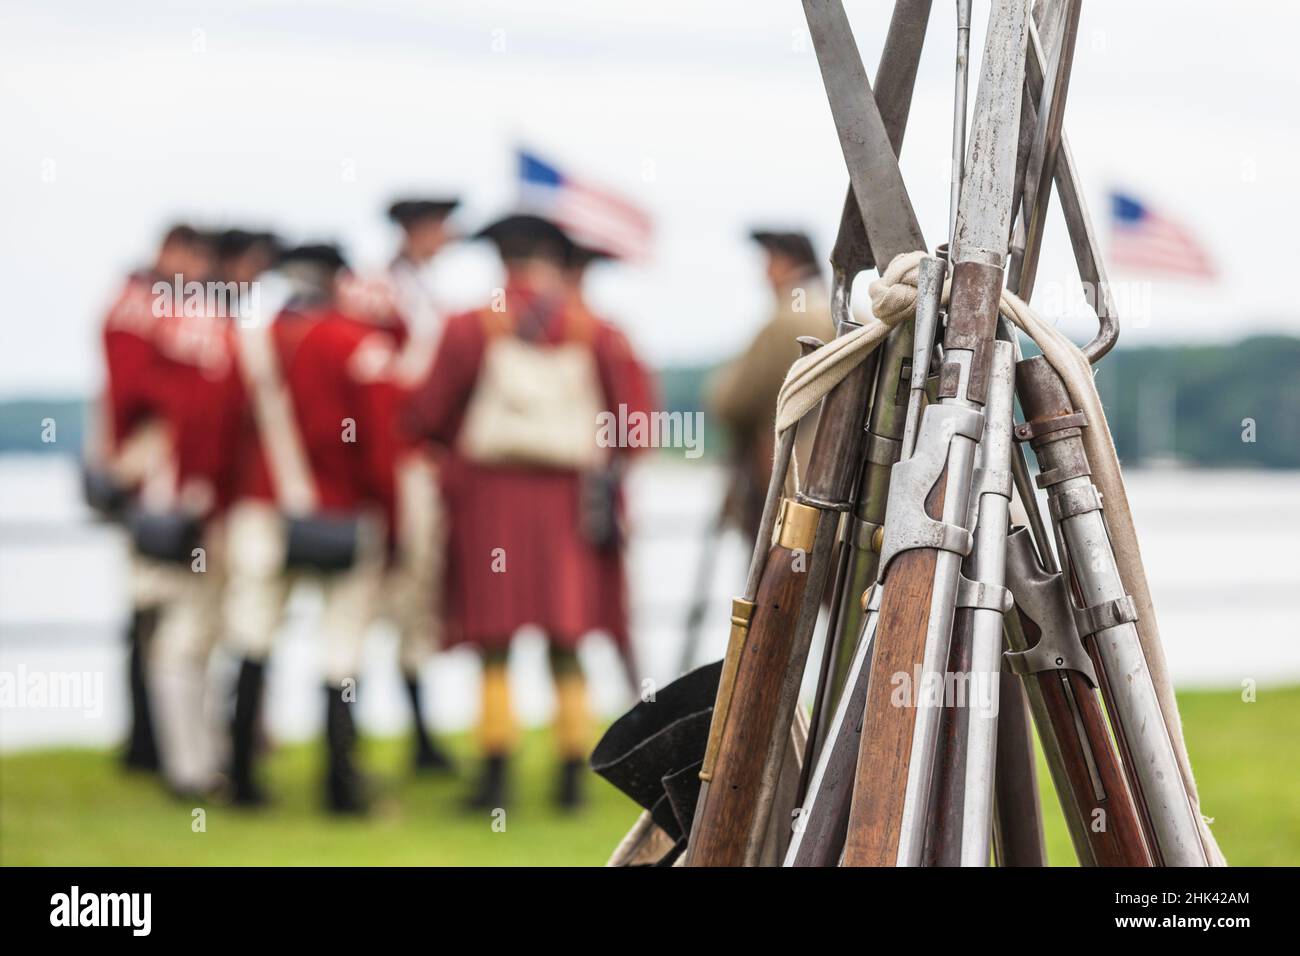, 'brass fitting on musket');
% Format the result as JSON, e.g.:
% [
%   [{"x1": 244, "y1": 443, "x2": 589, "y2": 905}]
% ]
[
  {"x1": 699, "y1": 597, "x2": 754, "y2": 782},
  {"x1": 775, "y1": 498, "x2": 819, "y2": 552},
  {"x1": 860, "y1": 584, "x2": 875, "y2": 614}
]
